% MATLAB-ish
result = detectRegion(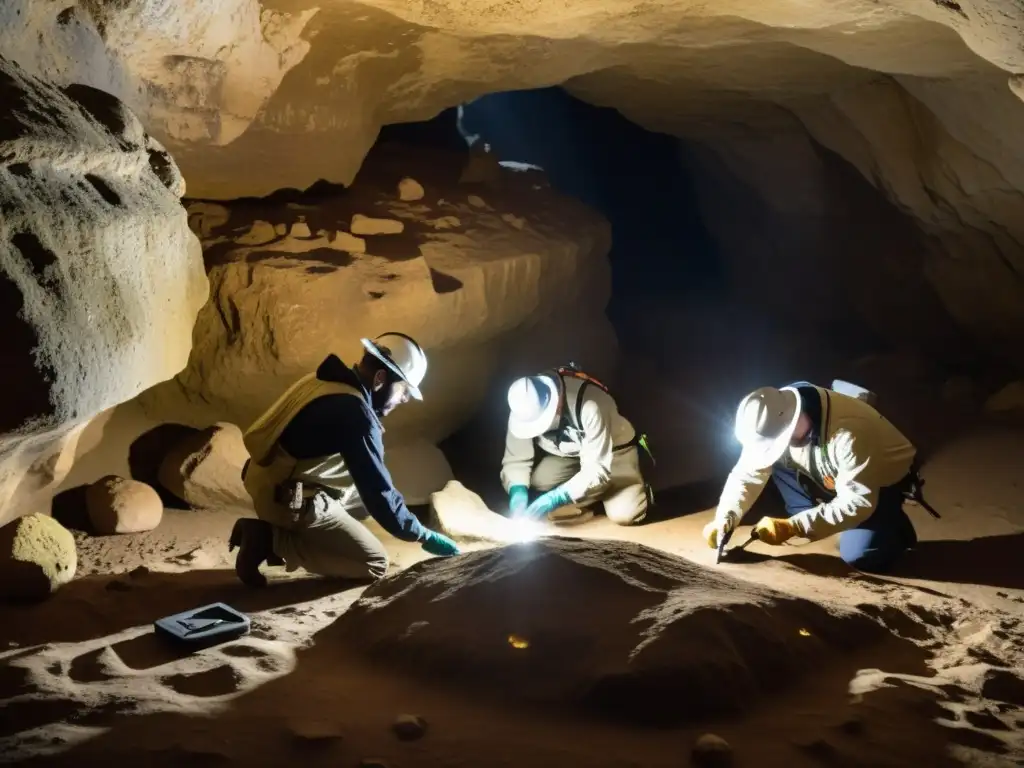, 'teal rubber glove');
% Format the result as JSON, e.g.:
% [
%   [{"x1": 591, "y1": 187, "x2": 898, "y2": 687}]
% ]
[
  {"x1": 421, "y1": 529, "x2": 460, "y2": 557},
  {"x1": 509, "y1": 485, "x2": 529, "y2": 517},
  {"x1": 524, "y1": 487, "x2": 573, "y2": 520}
]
